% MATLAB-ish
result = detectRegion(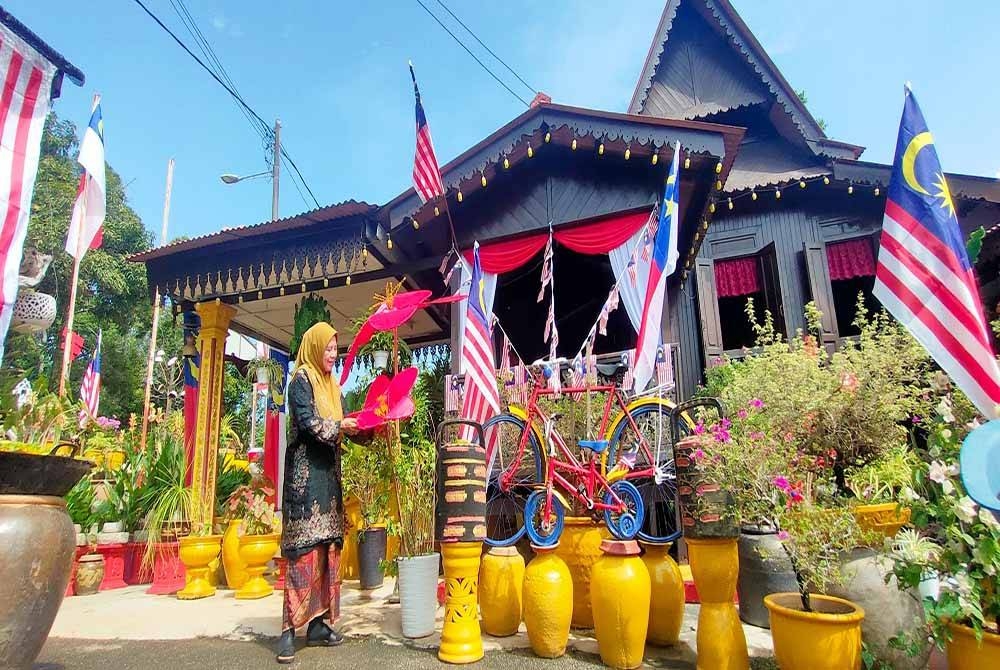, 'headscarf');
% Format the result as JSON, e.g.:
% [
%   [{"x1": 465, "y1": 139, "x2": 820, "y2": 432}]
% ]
[{"x1": 294, "y1": 322, "x2": 343, "y2": 421}]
